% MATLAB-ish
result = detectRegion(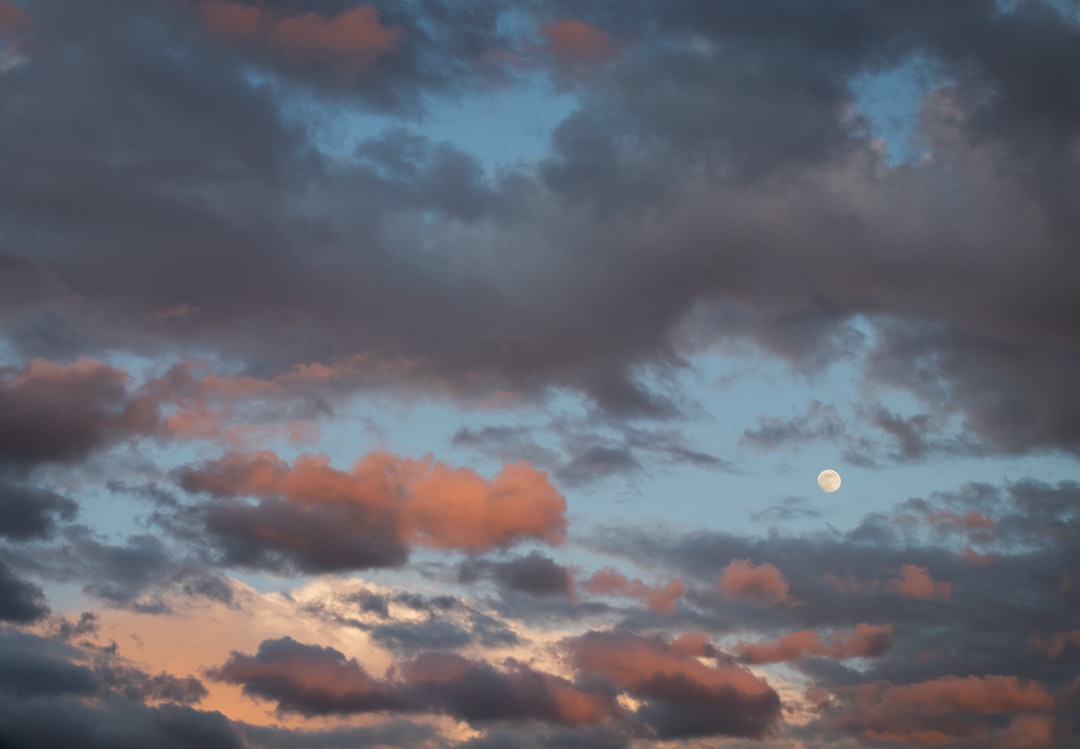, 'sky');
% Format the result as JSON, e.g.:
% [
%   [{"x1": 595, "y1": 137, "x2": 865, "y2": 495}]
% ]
[{"x1": 0, "y1": 1, "x2": 1079, "y2": 748}]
